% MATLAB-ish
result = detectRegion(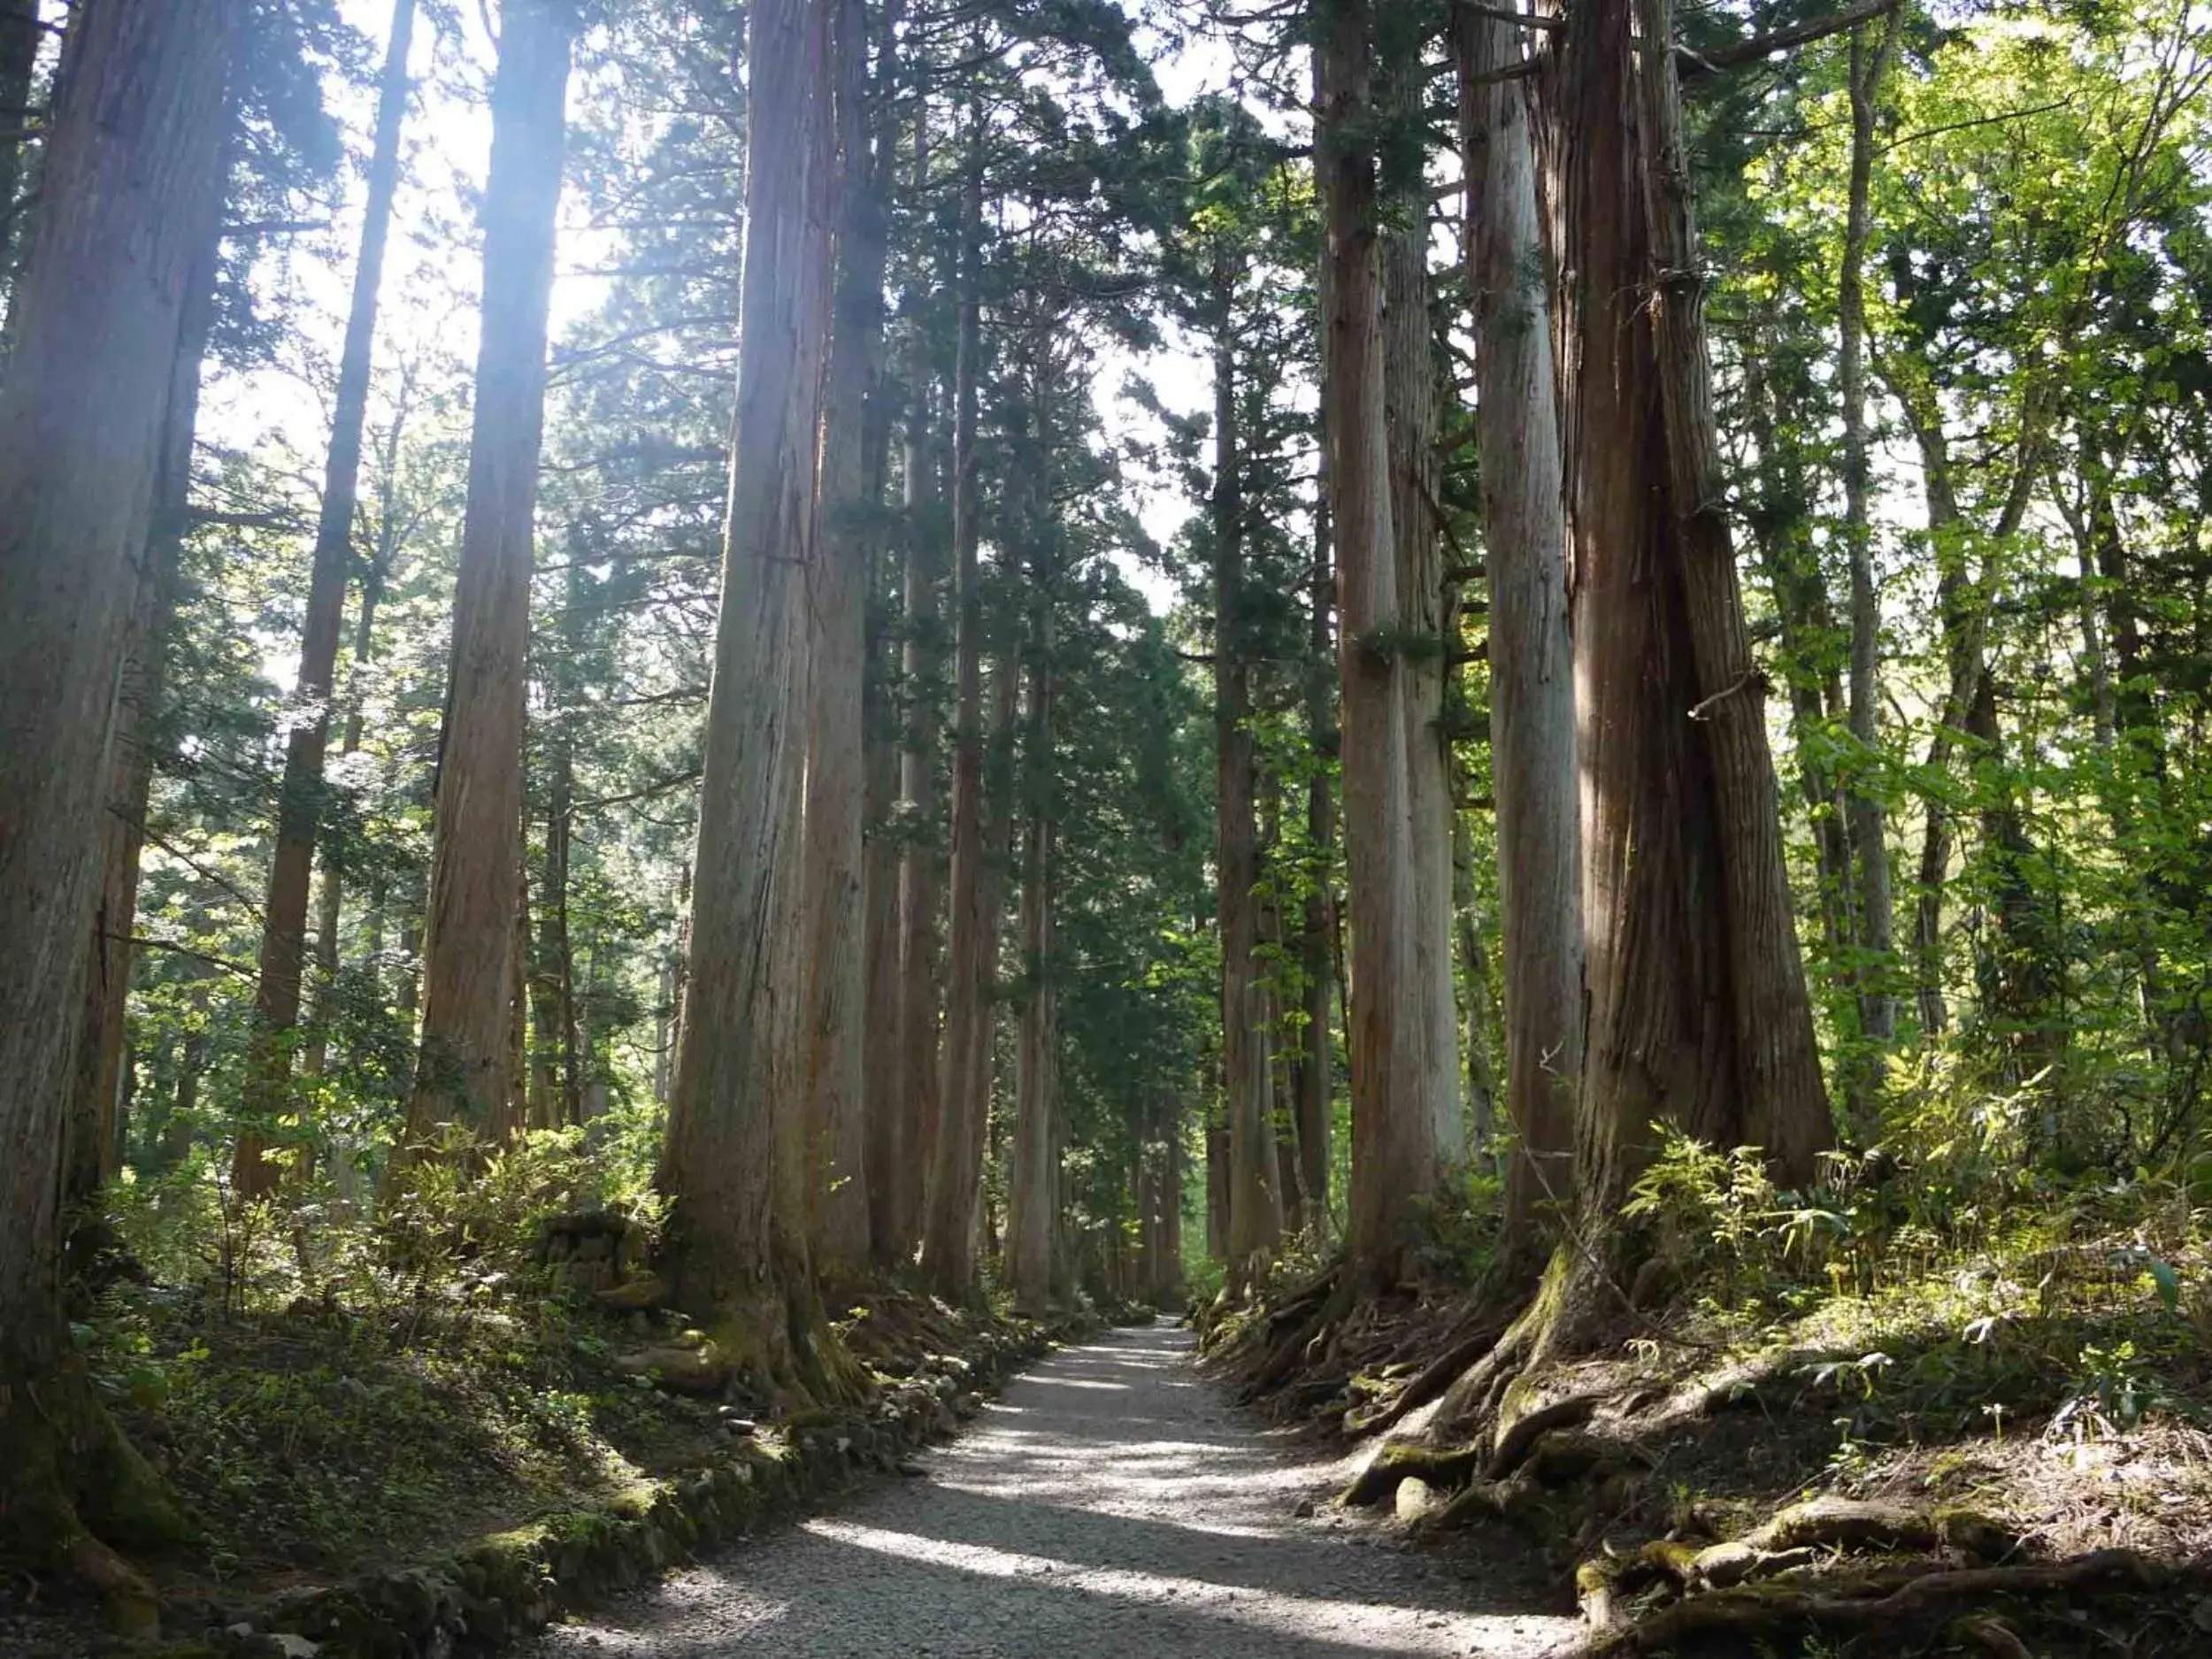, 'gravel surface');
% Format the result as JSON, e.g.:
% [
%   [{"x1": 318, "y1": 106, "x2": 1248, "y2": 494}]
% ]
[{"x1": 534, "y1": 1322, "x2": 1578, "y2": 1657}]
